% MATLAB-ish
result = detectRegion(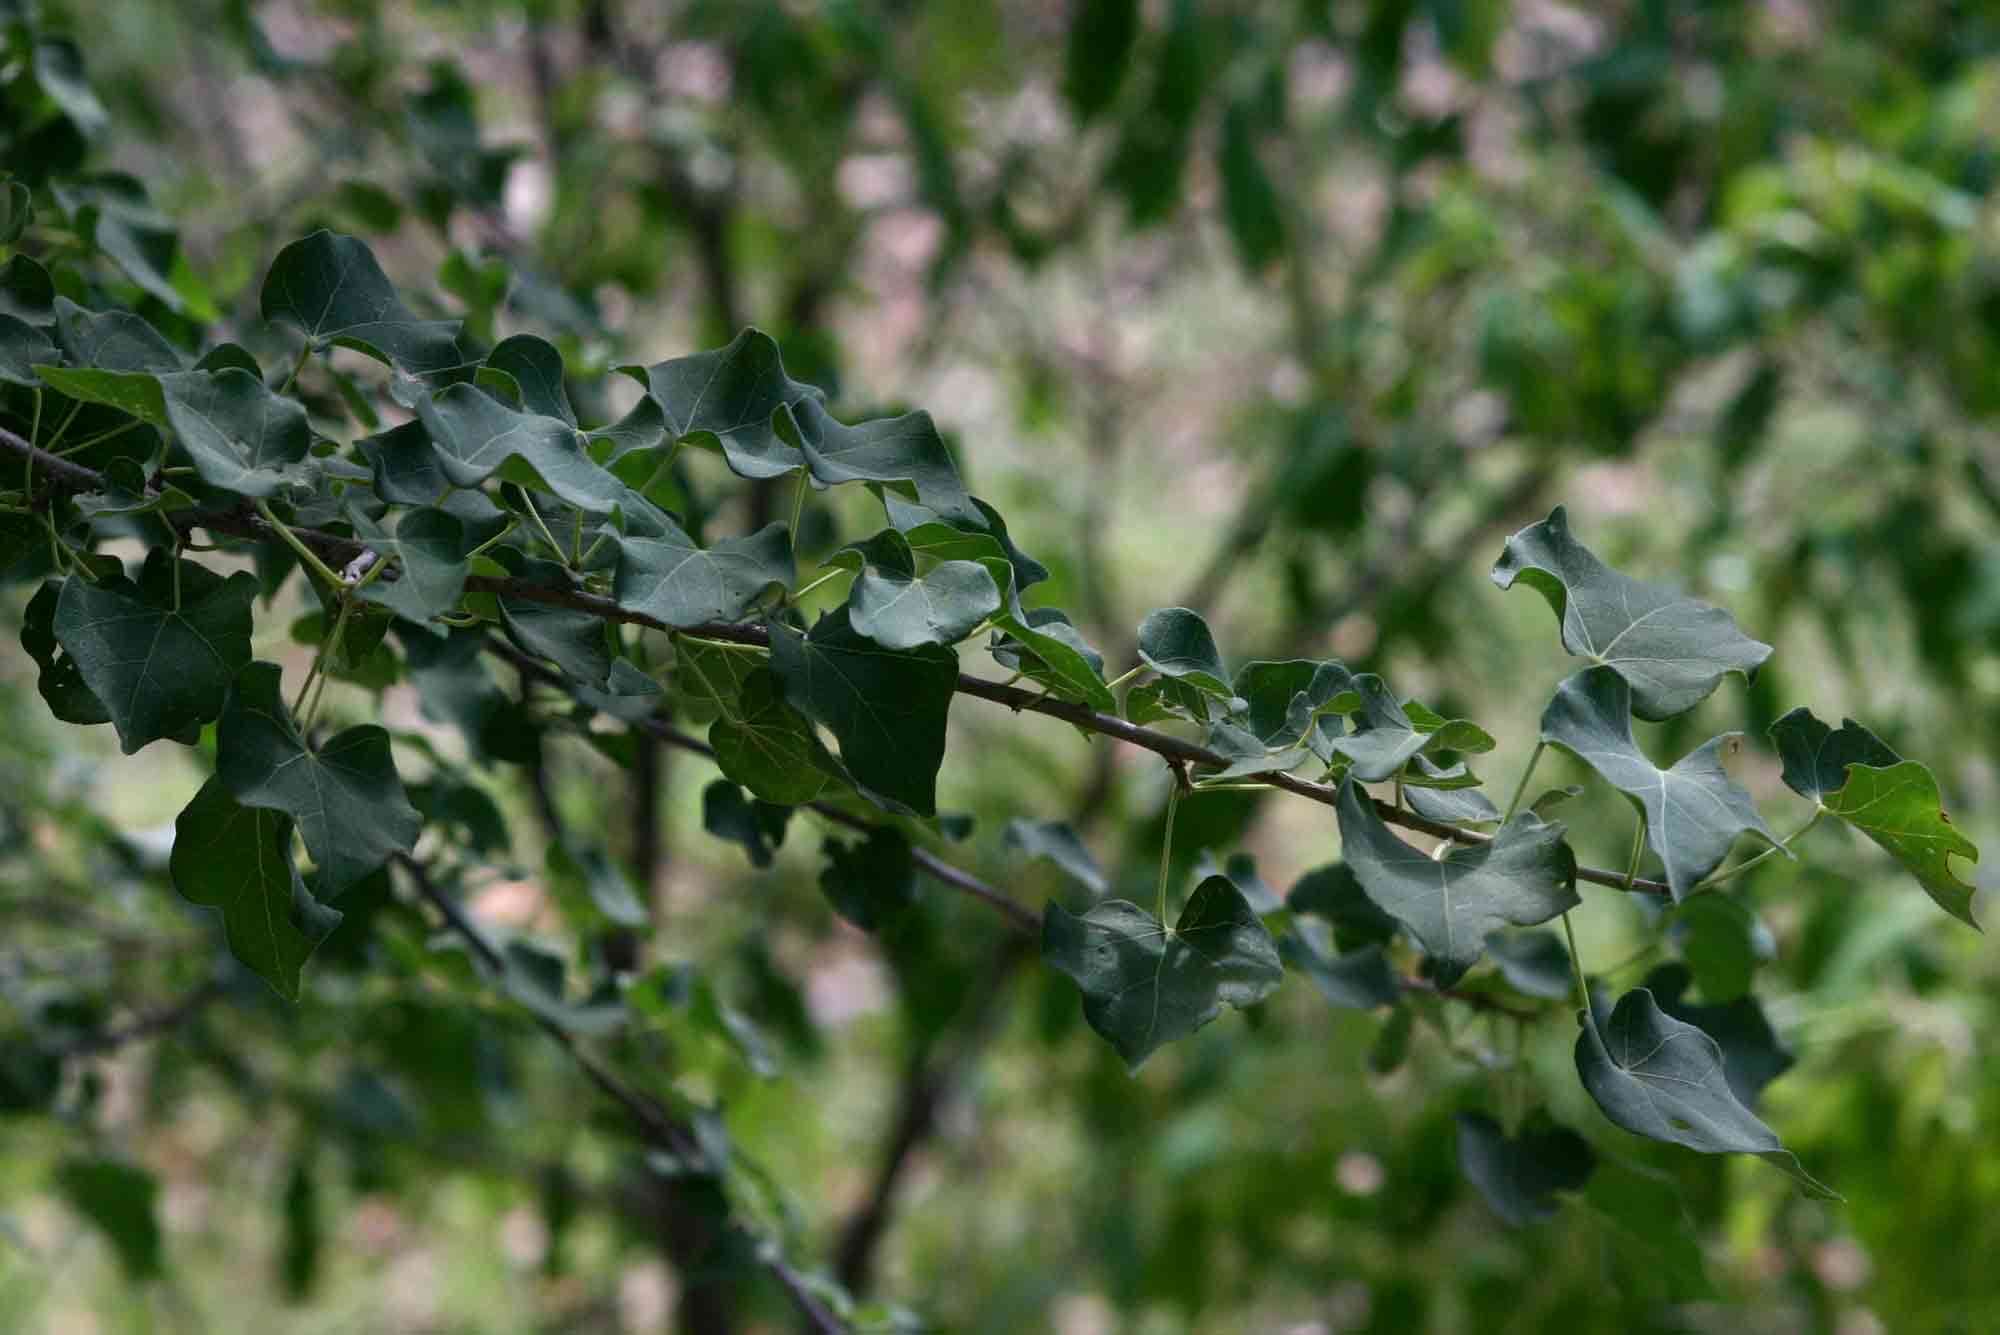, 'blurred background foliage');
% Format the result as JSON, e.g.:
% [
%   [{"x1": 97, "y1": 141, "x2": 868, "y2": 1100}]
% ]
[{"x1": 5, "y1": 0, "x2": 2000, "y2": 1331}]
